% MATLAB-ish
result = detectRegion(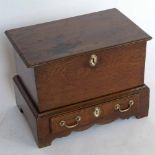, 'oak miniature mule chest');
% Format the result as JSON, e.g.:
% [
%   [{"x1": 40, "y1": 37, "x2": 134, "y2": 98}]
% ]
[{"x1": 5, "y1": 8, "x2": 151, "y2": 148}]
